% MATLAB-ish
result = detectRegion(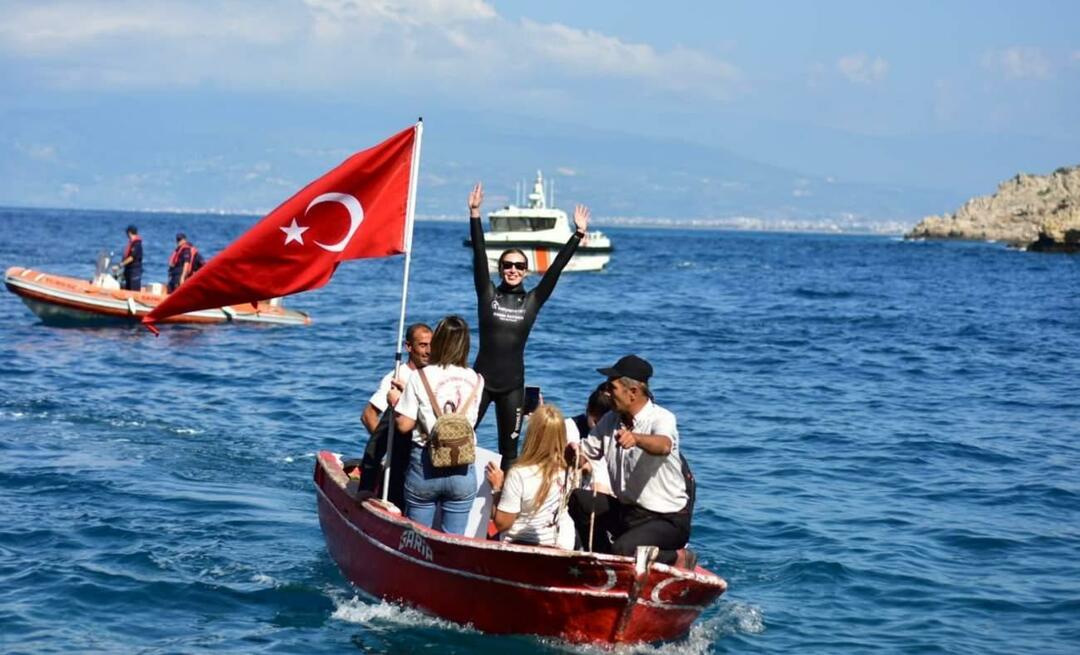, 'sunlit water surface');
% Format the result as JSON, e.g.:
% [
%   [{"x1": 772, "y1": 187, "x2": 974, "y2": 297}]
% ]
[{"x1": 1, "y1": 207, "x2": 1078, "y2": 653}]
